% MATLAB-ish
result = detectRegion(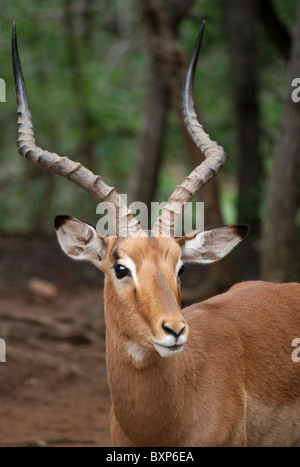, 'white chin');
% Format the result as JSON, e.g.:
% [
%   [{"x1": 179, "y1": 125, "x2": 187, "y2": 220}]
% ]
[{"x1": 153, "y1": 342, "x2": 185, "y2": 358}]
